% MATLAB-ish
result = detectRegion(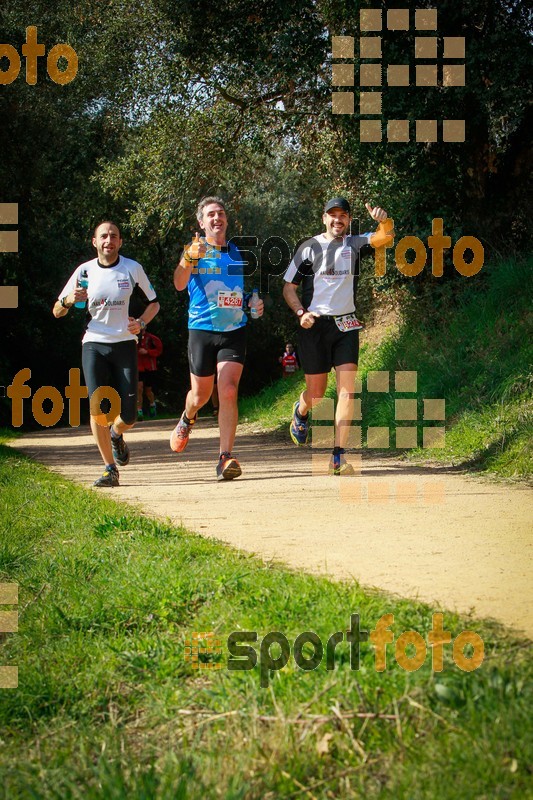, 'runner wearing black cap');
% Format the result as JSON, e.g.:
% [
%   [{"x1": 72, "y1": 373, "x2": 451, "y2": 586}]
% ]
[{"x1": 282, "y1": 198, "x2": 392, "y2": 474}]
